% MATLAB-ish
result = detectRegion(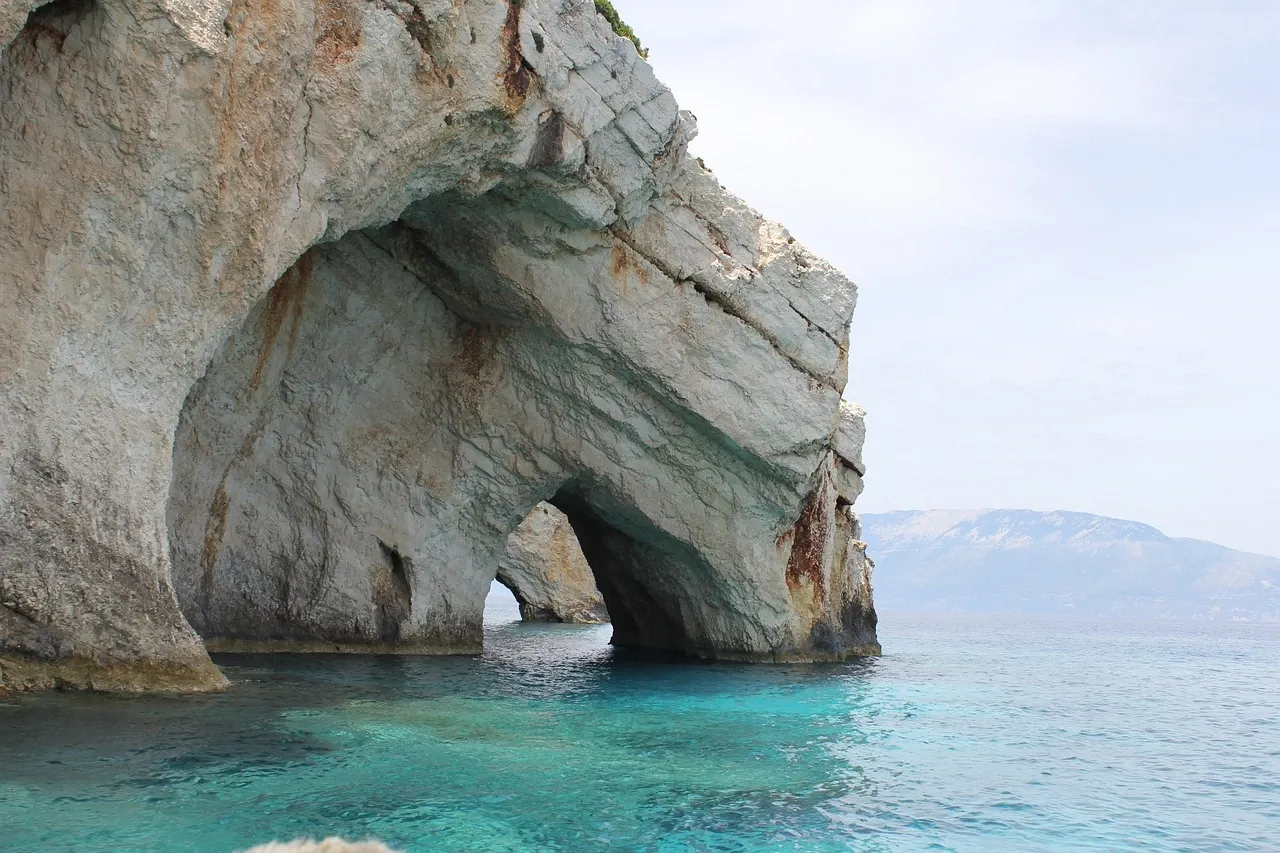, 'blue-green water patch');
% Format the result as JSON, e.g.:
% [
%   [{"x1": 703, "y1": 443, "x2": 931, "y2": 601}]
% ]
[{"x1": 1, "y1": 592, "x2": 1277, "y2": 852}]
